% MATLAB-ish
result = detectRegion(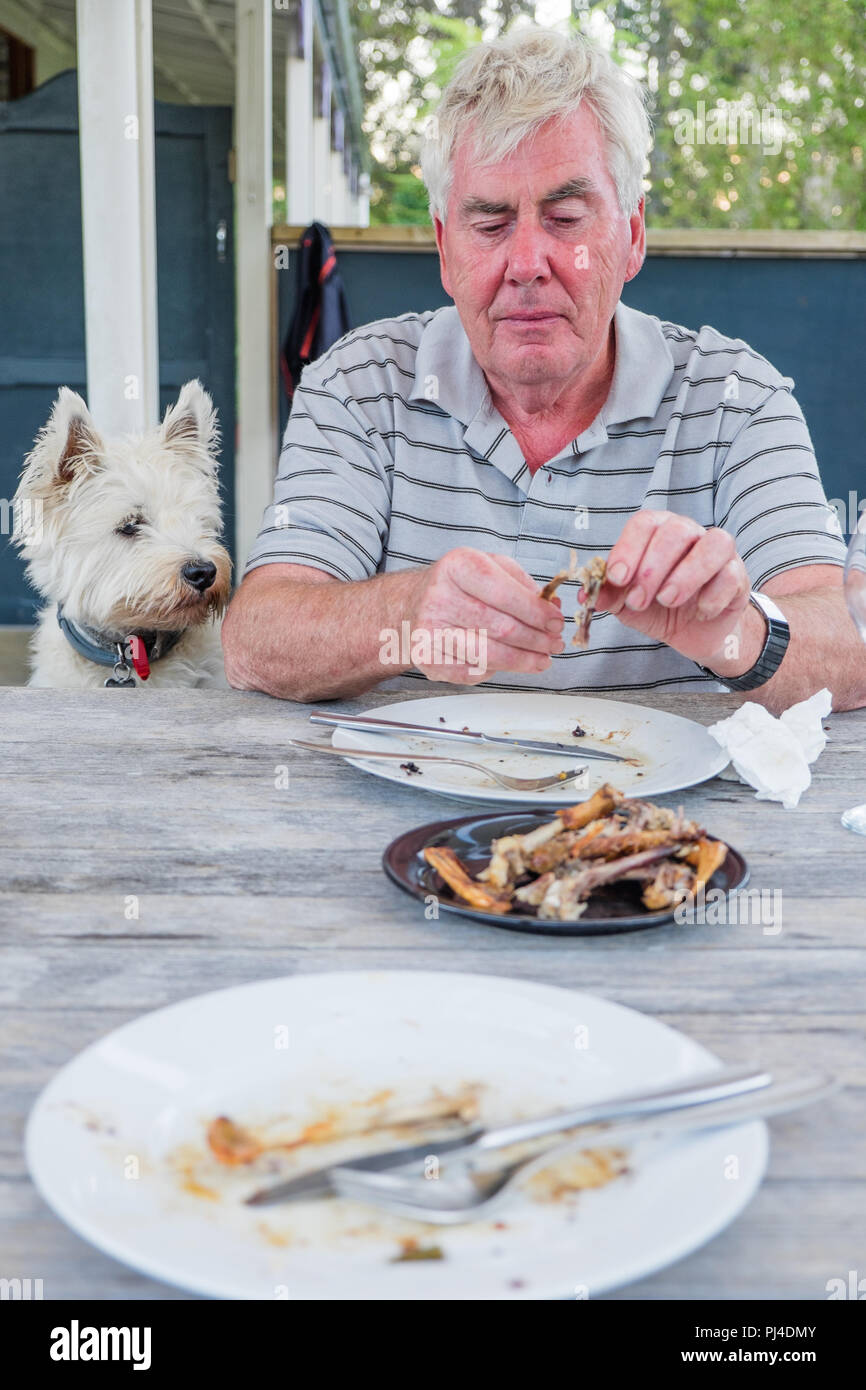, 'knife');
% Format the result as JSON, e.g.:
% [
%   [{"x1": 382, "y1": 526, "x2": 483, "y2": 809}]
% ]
[
  {"x1": 244, "y1": 1064, "x2": 770, "y2": 1207},
  {"x1": 308, "y1": 711, "x2": 629, "y2": 764},
  {"x1": 245, "y1": 1129, "x2": 485, "y2": 1206}
]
